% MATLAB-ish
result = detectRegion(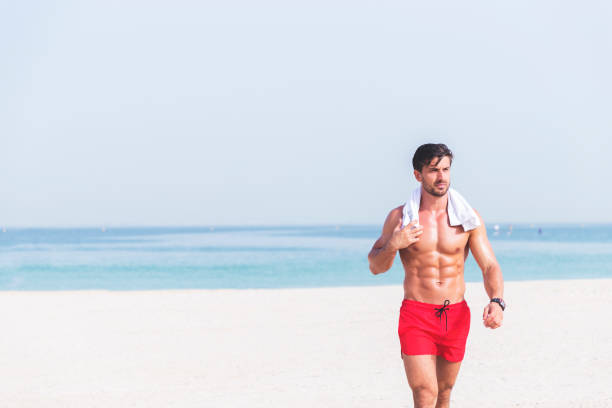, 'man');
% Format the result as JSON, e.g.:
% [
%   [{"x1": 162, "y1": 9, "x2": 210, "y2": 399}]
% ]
[{"x1": 368, "y1": 143, "x2": 504, "y2": 408}]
